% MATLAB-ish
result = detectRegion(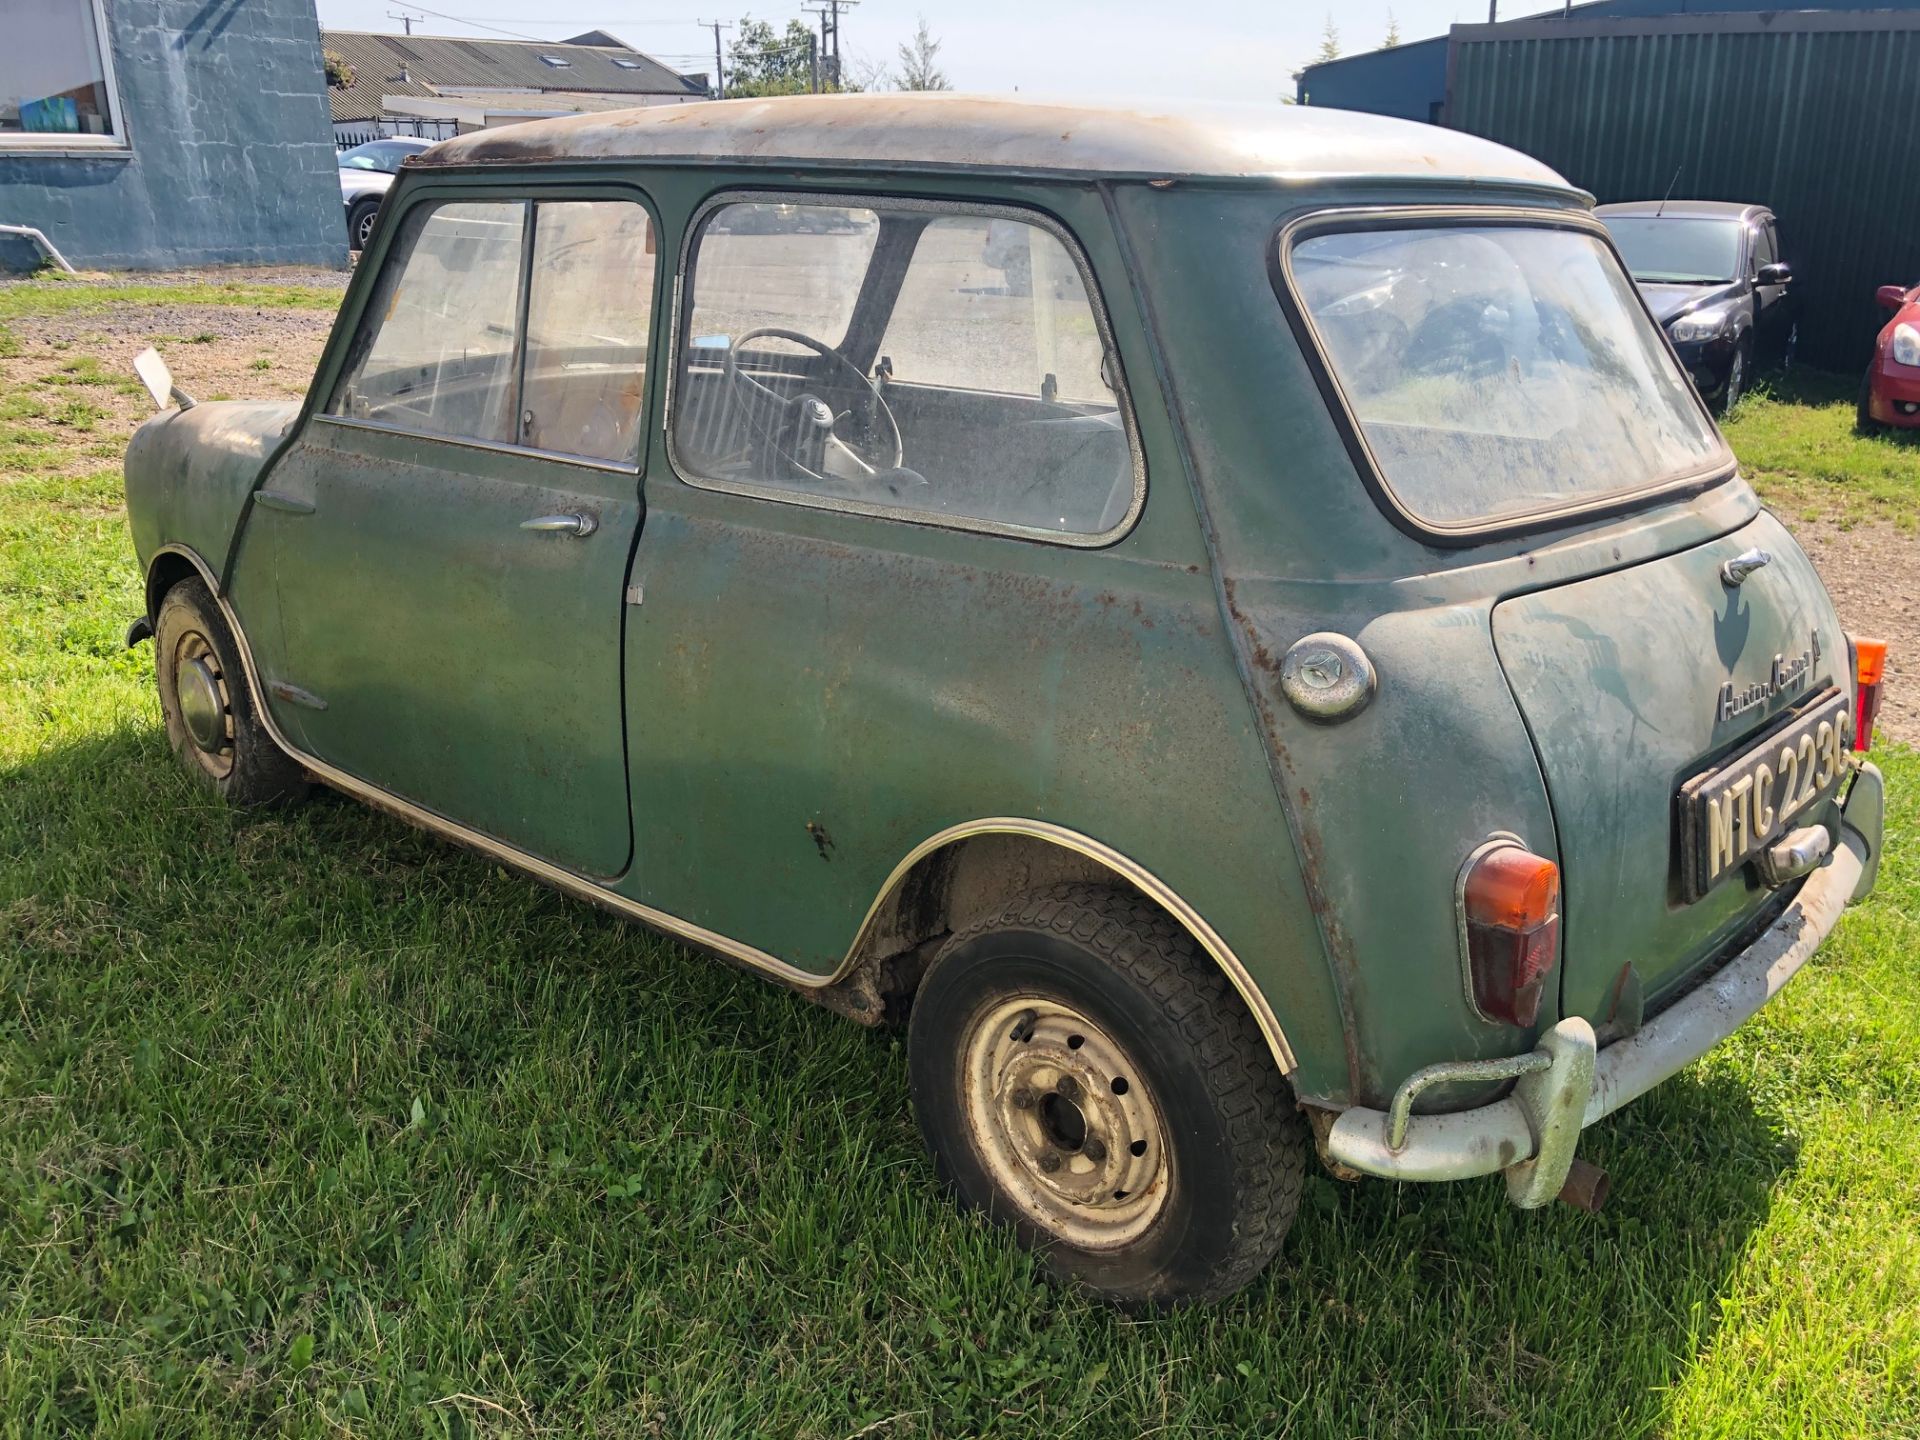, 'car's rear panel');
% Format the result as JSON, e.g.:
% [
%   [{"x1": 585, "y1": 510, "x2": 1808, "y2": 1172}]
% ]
[{"x1": 1491, "y1": 509, "x2": 1849, "y2": 1022}]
